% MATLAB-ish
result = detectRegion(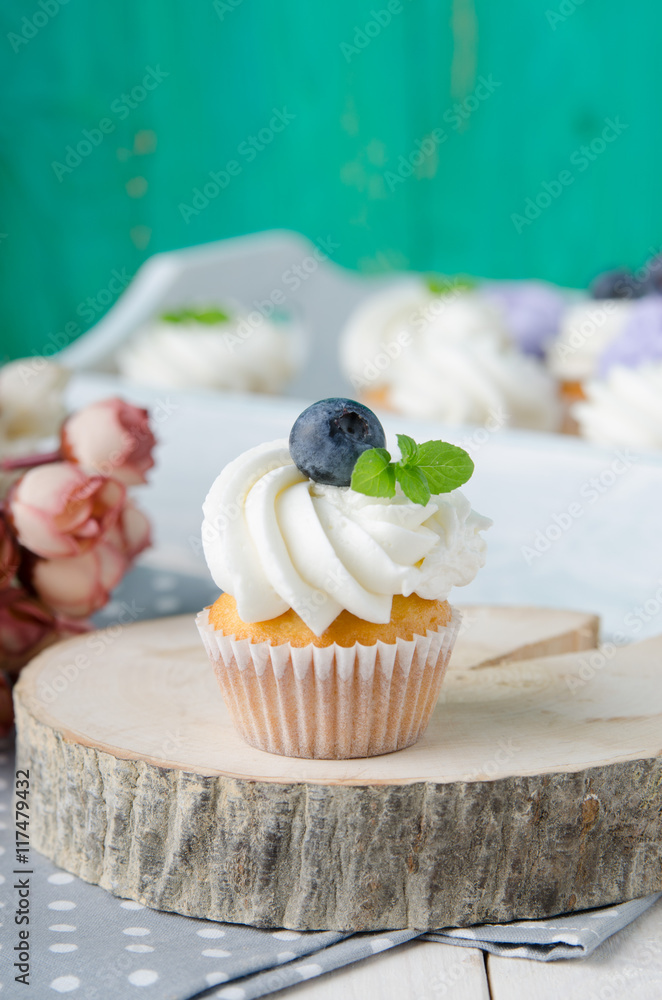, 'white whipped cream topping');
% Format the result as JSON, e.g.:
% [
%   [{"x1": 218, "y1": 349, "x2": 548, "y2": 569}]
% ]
[
  {"x1": 547, "y1": 299, "x2": 632, "y2": 381},
  {"x1": 573, "y1": 362, "x2": 662, "y2": 451},
  {"x1": 340, "y1": 280, "x2": 502, "y2": 381},
  {"x1": 388, "y1": 331, "x2": 560, "y2": 429},
  {"x1": 118, "y1": 311, "x2": 304, "y2": 393},
  {"x1": 202, "y1": 440, "x2": 491, "y2": 636},
  {"x1": 340, "y1": 281, "x2": 560, "y2": 430}
]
